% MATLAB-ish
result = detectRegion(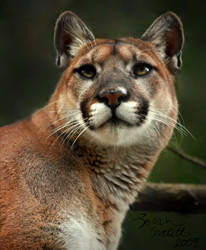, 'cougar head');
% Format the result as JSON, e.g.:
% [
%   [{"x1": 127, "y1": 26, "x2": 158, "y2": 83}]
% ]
[{"x1": 52, "y1": 11, "x2": 184, "y2": 147}]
